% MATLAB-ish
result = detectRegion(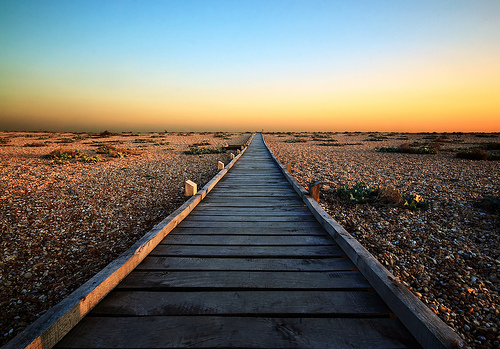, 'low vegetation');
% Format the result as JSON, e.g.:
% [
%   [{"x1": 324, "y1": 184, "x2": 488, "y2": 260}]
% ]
[
  {"x1": 285, "y1": 138, "x2": 307, "y2": 143},
  {"x1": 43, "y1": 145, "x2": 141, "y2": 164},
  {"x1": 456, "y1": 144, "x2": 500, "y2": 161},
  {"x1": 190, "y1": 140, "x2": 210, "y2": 147},
  {"x1": 478, "y1": 196, "x2": 500, "y2": 213},
  {"x1": 318, "y1": 142, "x2": 343, "y2": 146},
  {"x1": 94, "y1": 144, "x2": 142, "y2": 158},
  {"x1": 184, "y1": 147, "x2": 226, "y2": 155},
  {"x1": 0, "y1": 137, "x2": 11, "y2": 145},
  {"x1": 377, "y1": 142, "x2": 440, "y2": 154},
  {"x1": 23, "y1": 142, "x2": 48, "y2": 147},
  {"x1": 337, "y1": 182, "x2": 429, "y2": 210}
]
